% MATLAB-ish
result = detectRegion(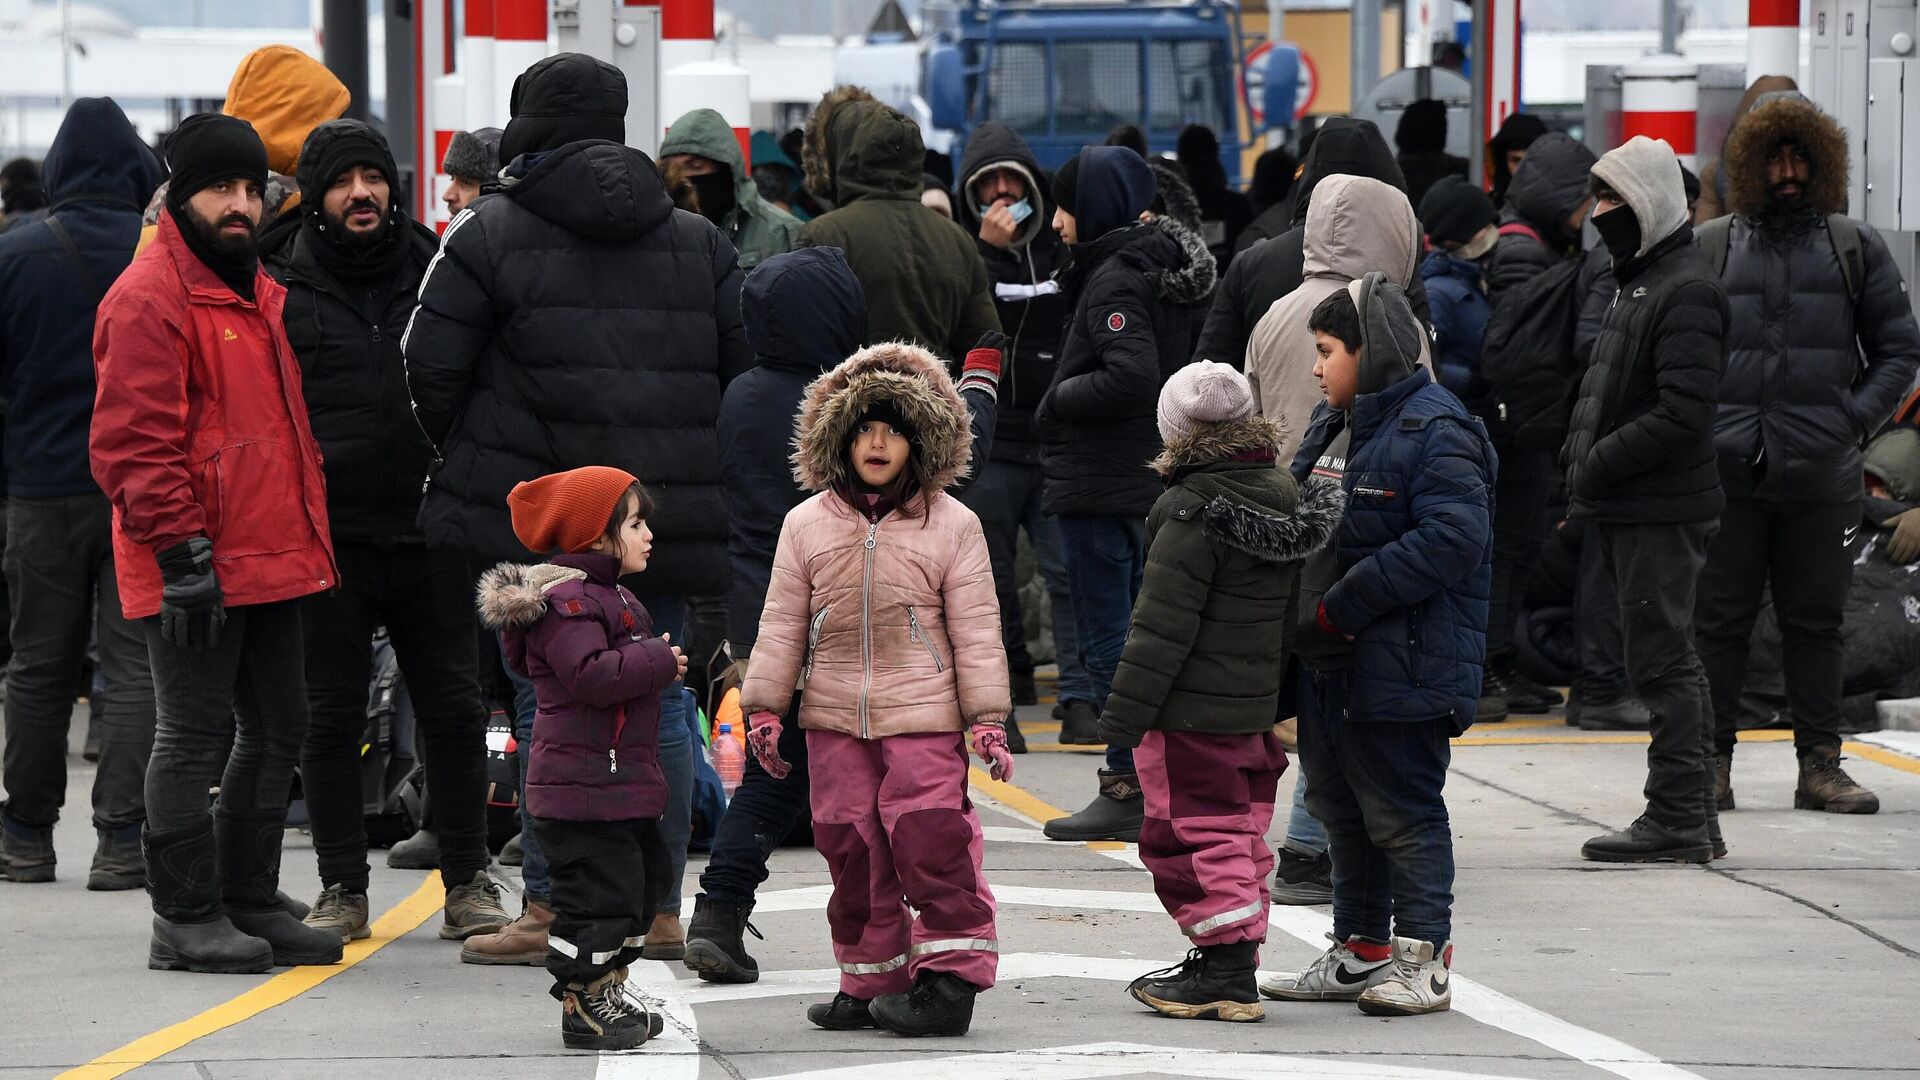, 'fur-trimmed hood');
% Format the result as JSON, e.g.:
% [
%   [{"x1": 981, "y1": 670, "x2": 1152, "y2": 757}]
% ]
[
  {"x1": 1723, "y1": 93, "x2": 1849, "y2": 218},
  {"x1": 1146, "y1": 212, "x2": 1218, "y2": 306},
  {"x1": 1149, "y1": 158, "x2": 1204, "y2": 231},
  {"x1": 792, "y1": 341, "x2": 973, "y2": 493},
  {"x1": 802, "y1": 84, "x2": 879, "y2": 204},
  {"x1": 1151, "y1": 415, "x2": 1285, "y2": 477},
  {"x1": 476, "y1": 562, "x2": 588, "y2": 629},
  {"x1": 1201, "y1": 472, "x2": 1344, "y2": 565}
]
